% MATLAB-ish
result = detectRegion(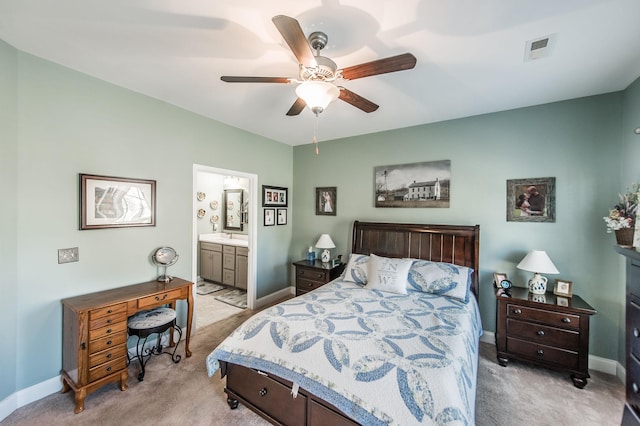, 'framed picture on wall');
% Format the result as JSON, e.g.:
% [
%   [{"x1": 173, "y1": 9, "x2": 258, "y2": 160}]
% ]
[
  {"x1": 80, "y1": 174, "x2": 156, "y2": 230},
  {"x1": 506, "y1": 177, "x2": 556, "y2": 222},
  {"x1": 264, "y1": 208, "x2": 275, "y2": 226},
  {"x1": 316, "y1": 187, "x2": 337, "y2": 216},
  {"x1": 277, "y1": 209, "x2": 287, "y2": 225},
  {"x1": 262, "y1": 185, "x2": 288, "y2": 207}
]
